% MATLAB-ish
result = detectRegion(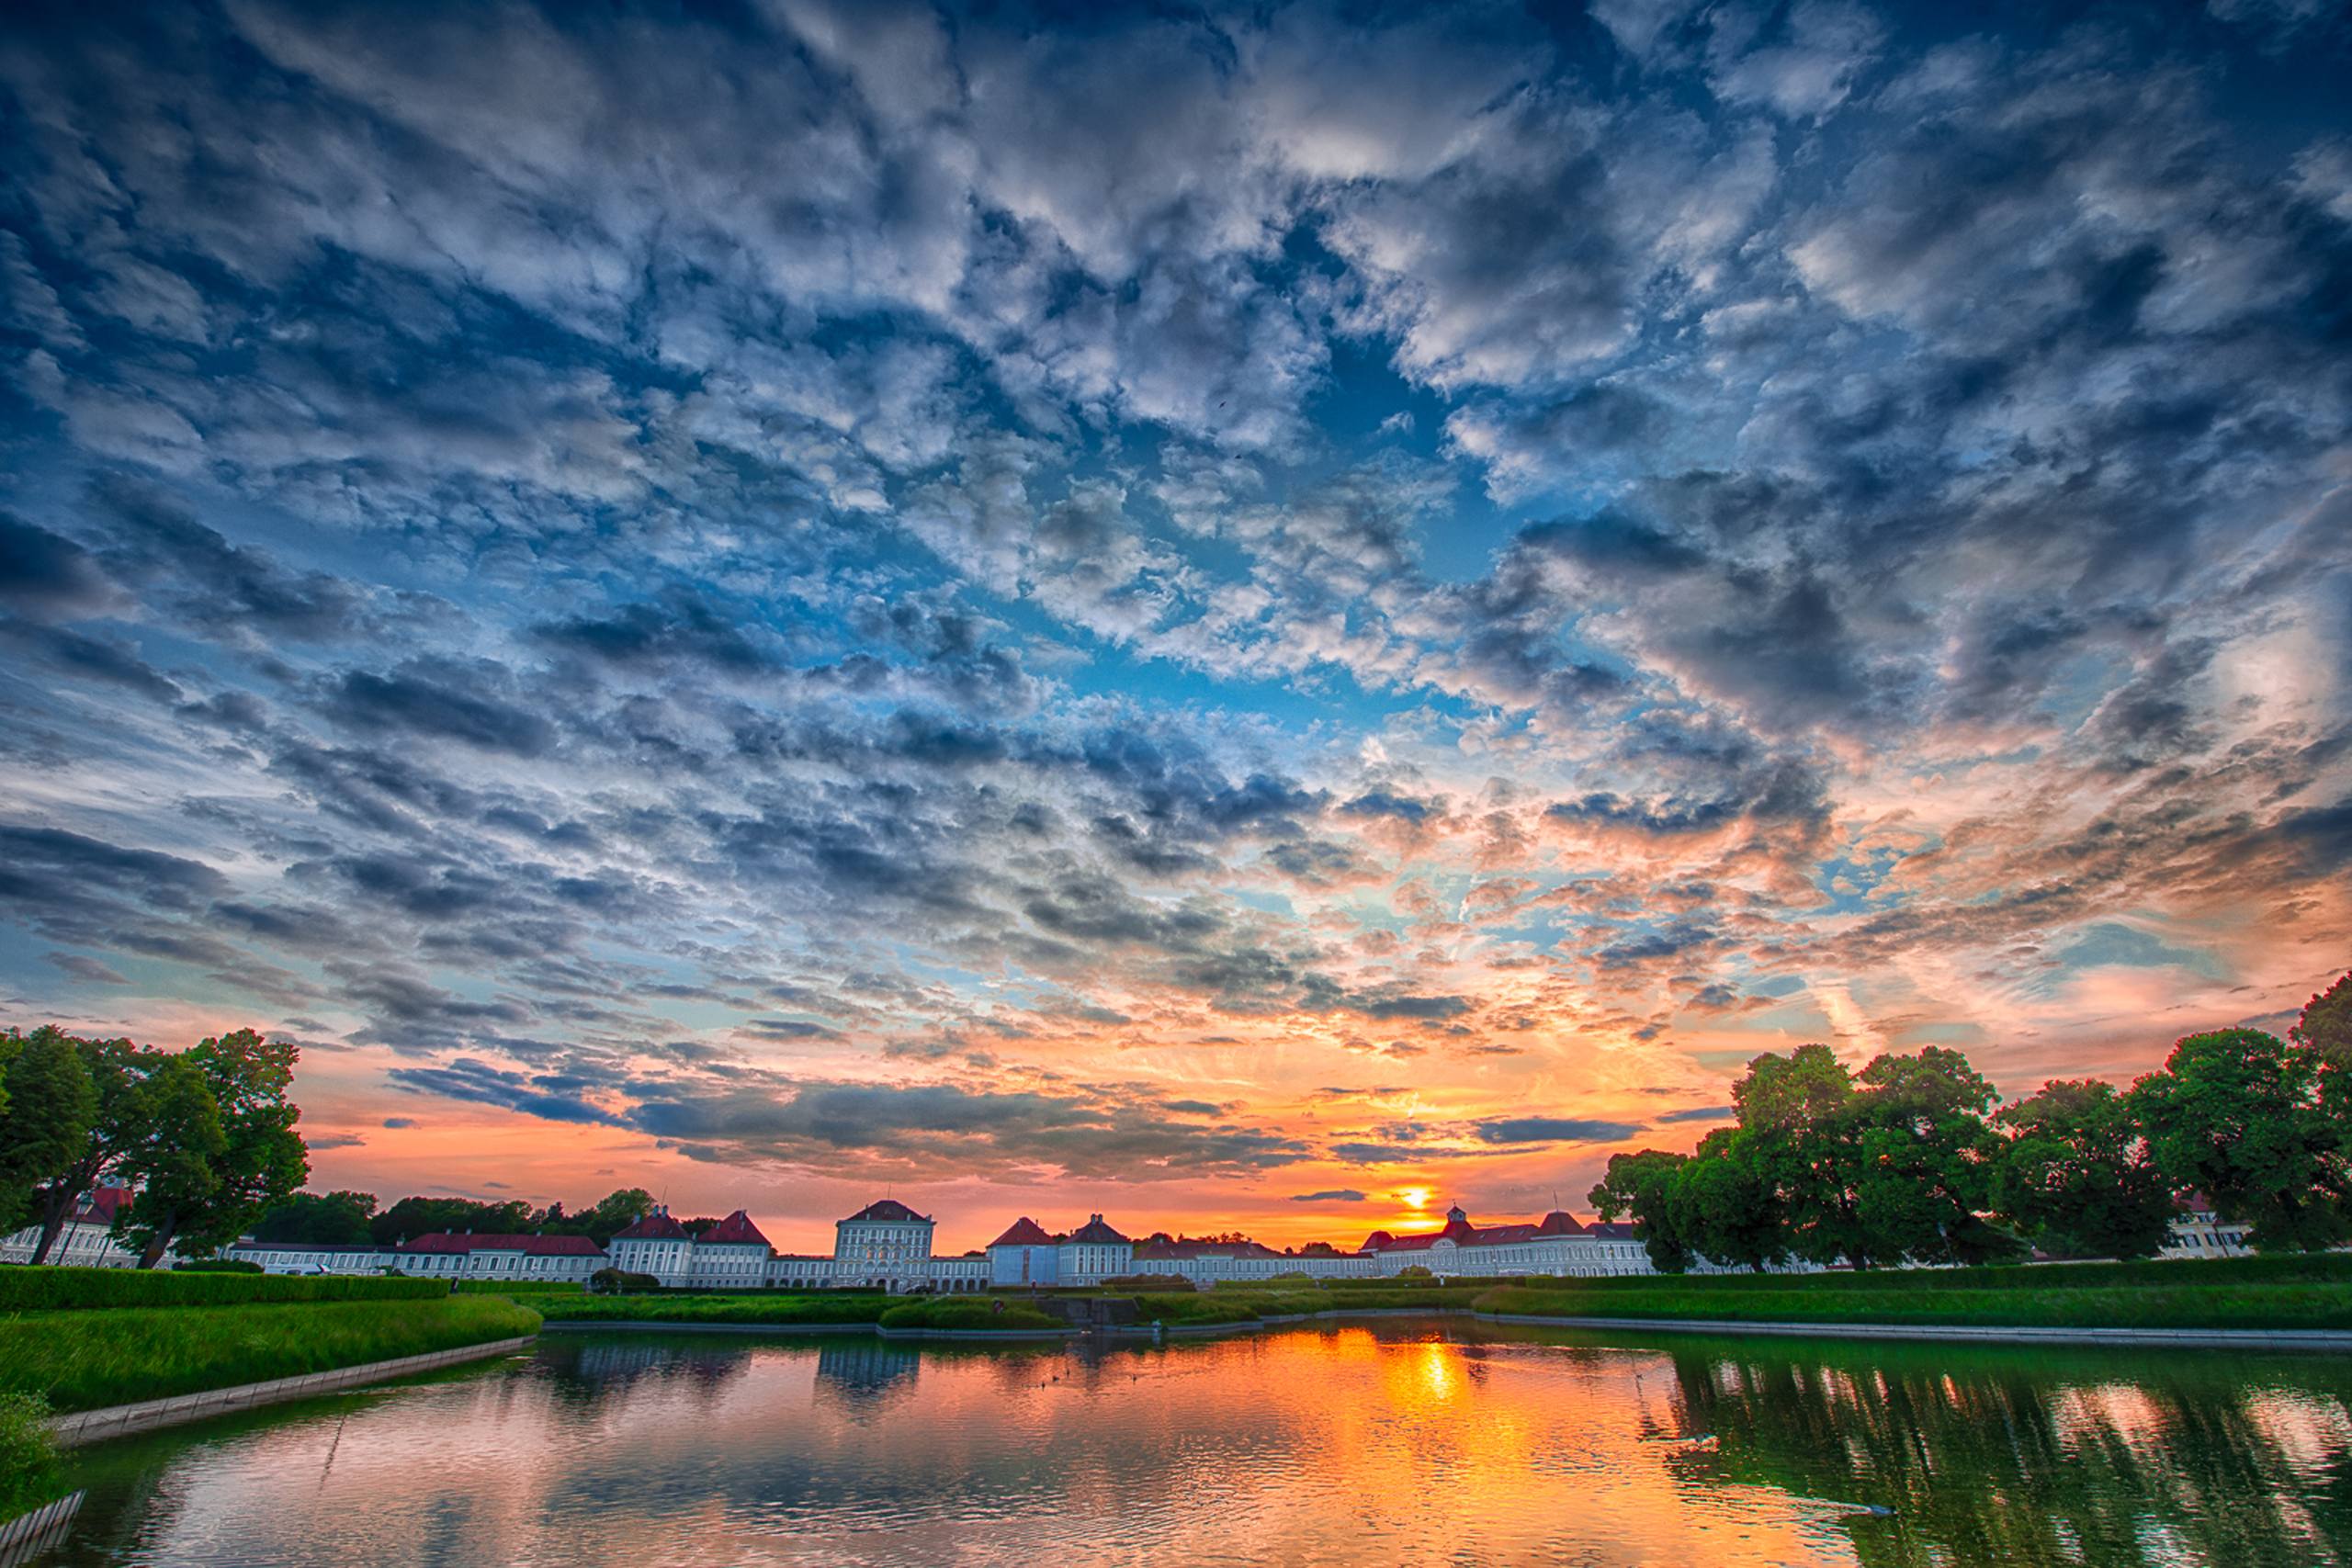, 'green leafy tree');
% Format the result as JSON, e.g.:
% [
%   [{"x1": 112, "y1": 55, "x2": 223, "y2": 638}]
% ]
[
  {"x1": 1993, "y1": 1079, "x2": 2175, "y2": 1259},
  {"x1": 1589, "y1": 1148, "x2": 1694, "y2": 1271},
  {"x1": 25, "y1": 1033, "x2": 147, "y2": 1264},
  {"x1": 2292, "y1": 968, "x2": 2352, "y2": 1119},
  {"x1": 1731, "y1": 1045, "x2": 1881, "y2": 1267},
  {"x1": 252, "y1": 1190, "x2": 379, "y2": 1246},
  {"x1": 368, "y1": 1194, "x2": 537, "y2": 1245},
  {"x1": 2135, "y1": 1028, "x2": 2350, "y2": 1251},
  {"x1": 113, "y1": 1030, "x2": 309, "y2": 1267},
  {"x1": 115, "y1": 1054, "x2": 227, "y2": 1268},
  {"x1": 577, "y1": 1188, "x2": 656, "y2": 1245},
  {"x1": 1849, "y1": 1047, "x2": 2023, "y2": 1267},
  {"x1": 1670, "y1": 1128, "x2": 1786, "y2": 1271},
  {"x1": 0, "y1": 1029, "x2": 98, "y2": 1230}
]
